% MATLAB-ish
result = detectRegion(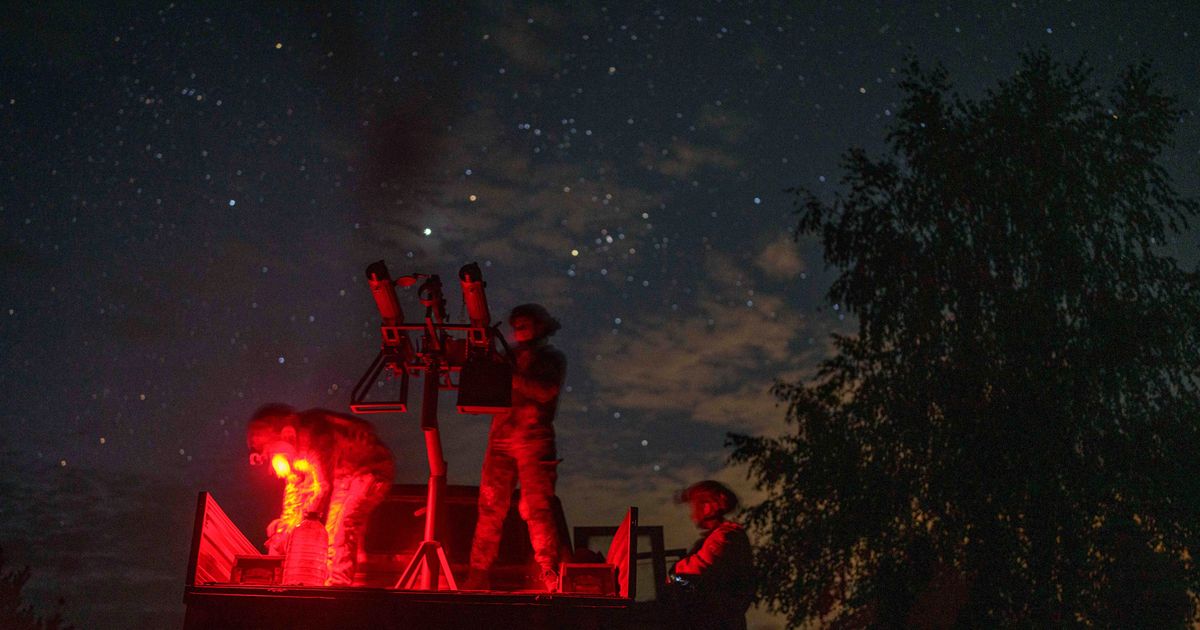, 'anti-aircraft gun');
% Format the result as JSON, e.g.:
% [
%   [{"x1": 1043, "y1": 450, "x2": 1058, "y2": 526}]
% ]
[{"x1": 352, "y1": 260, "x2": 513, "y2": 590}]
